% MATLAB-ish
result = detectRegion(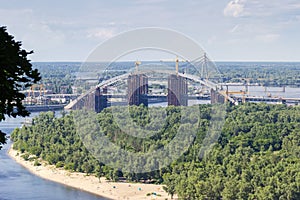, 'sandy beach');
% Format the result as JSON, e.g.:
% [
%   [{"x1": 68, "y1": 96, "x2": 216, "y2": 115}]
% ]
[{"x1": 8, "y1": 146, "x2": 174, "y2": 200}]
